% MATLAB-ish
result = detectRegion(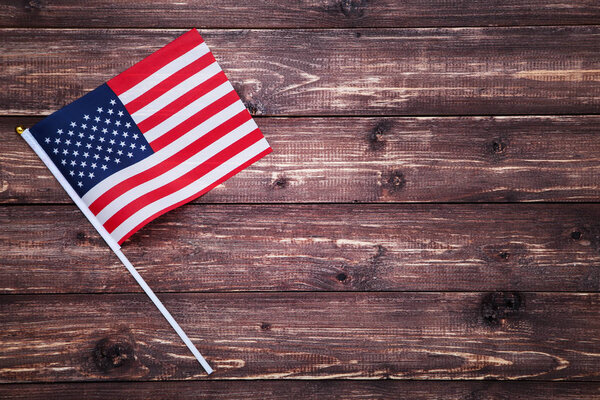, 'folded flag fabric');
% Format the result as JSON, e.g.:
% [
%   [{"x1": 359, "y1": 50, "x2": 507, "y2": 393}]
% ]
[{"x1": 28, "y1": 28, "x2": 272, "y2": 244}]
